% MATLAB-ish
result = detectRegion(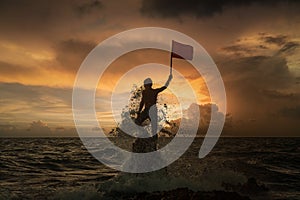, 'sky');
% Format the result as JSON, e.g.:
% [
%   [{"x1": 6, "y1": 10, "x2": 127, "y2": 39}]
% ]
[{"x1": 0, "y1": 0, "x2": 299, "y2": 137}]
